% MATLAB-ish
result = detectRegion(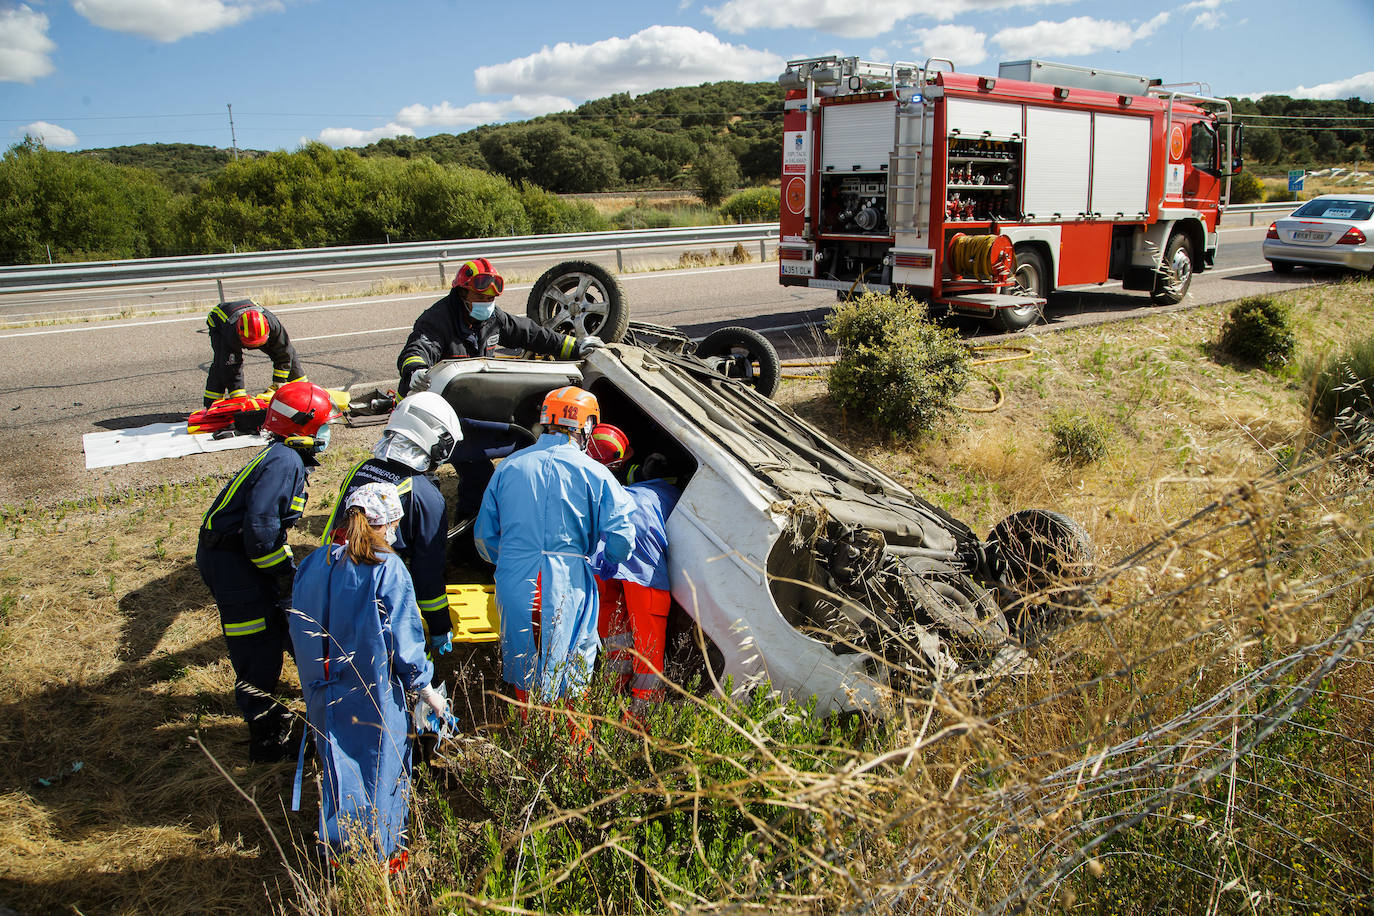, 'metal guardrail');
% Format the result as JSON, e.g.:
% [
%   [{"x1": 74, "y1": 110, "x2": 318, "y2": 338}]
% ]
[
  {"x1": 0, "y1": 224, "x2": 778, "y2": 294},
  {"x1": 1226, "y1": 201, "x2": 1300, "y2": 226},
  {"x1": 0, "y1": 205, "x2": 1295, "y2": 295}
]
